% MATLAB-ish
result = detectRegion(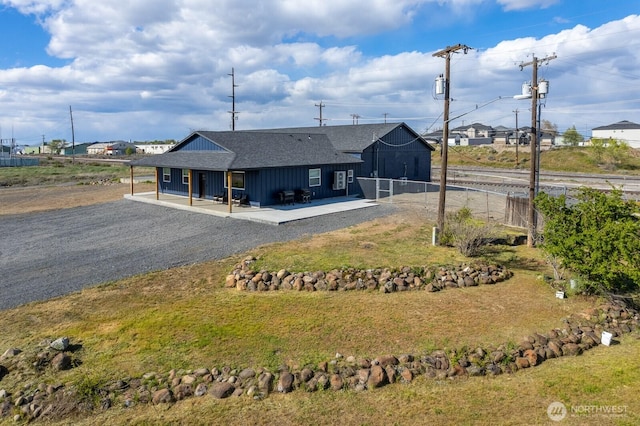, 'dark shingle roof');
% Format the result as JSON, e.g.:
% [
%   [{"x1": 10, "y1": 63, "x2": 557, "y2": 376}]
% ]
[
  {"x1": 130, "y1": 131, "x2": 361, "y2": 171},
  {"x1": 252, "y1": 122, "x2": 434, "y2": 152},
  {"x1": 592, "y1": 120, "x2": 640, "y2": 131}
]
